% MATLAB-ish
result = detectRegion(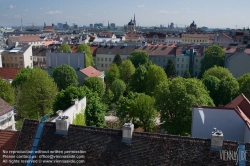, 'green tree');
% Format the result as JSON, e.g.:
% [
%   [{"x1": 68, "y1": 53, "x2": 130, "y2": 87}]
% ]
[
  {"x1": 110, "y1": 79, "x2": 126, "y2": 101},
  {"x1": 58, "y1": 44, "x2": 71, "y2": 53},
  {"x1": 52, "y1": 64, "x2": 78, "y2": 90},
  {"x1": 85, "y1": 94, "x2": 106, "y2": 127},
  {"x1": 146, "y1": 65, "x2": 168, "y2": 96},
  {"x1": 128, "y1": 50, "x2": 150, "y2": 68},
  {"x1": 105, "y1": 64, "x2": 120, "y2": 86},
  {"x1": 119, "y1": 59, "x2": 135, "y2": 84},
  {"x1": 113, "y1": 54, "x2": 122, "y2": 66},
  {"x1": 72, "y1": 109, "x2": 86, "y2": 126},
  {"x1": 154, "y1": 78, "x2": 214, "y2": 135},
  {"x1": 130, "y1": 94, "x2": 157, "y2": 132},
  {"x1": 116, "y1": 92, "x2": 140, "y2": 122},
  {"x1": 77, "y1": 43, "x2": 94, "y2": 67},
  {"x1": 200, "y1": 45, "x2": 225, "y2": 77},
  {"x1": 238, "y1": 73, "x2": 250, "y2": 99},
  {"x1": 12, "y1": 68, "x2": 33, "y2": 88},
  {"x1": 218, "y1": 76, "x2": 239, "y2": 105},
  {"x1": 202, "y1": 75, "x2": 221, "y2": 106},
  {"x1": 202, "y1": 66, "x2": 239, "y2": 106},
  {"x1": 129, "y1": 65, "x2": 147, "y2": 93},
  {"x1": 164, "y1": 59, "x2": 176, "y2": 78},
  {"x1": 84, "y1": 77, "x2": 105, "y2": 98},
  {"x1": 102, "y1": 89, "x2": 114, "y2": 106},
  {"x1": 183, "y1": 69, "x2": 191, "y2": 78},
  {"x1": 54, "y1": 86, "x2": 90, "y2": 112},
  {"x1": 203, "y1": 66, "x2": 233, "y2": 79},
  {"x1": 16, "y1": 68, "x2": 58, "y2": 120},
  {"x1": 0, "y1": 78, "x2": 14, "y2": 105}
]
